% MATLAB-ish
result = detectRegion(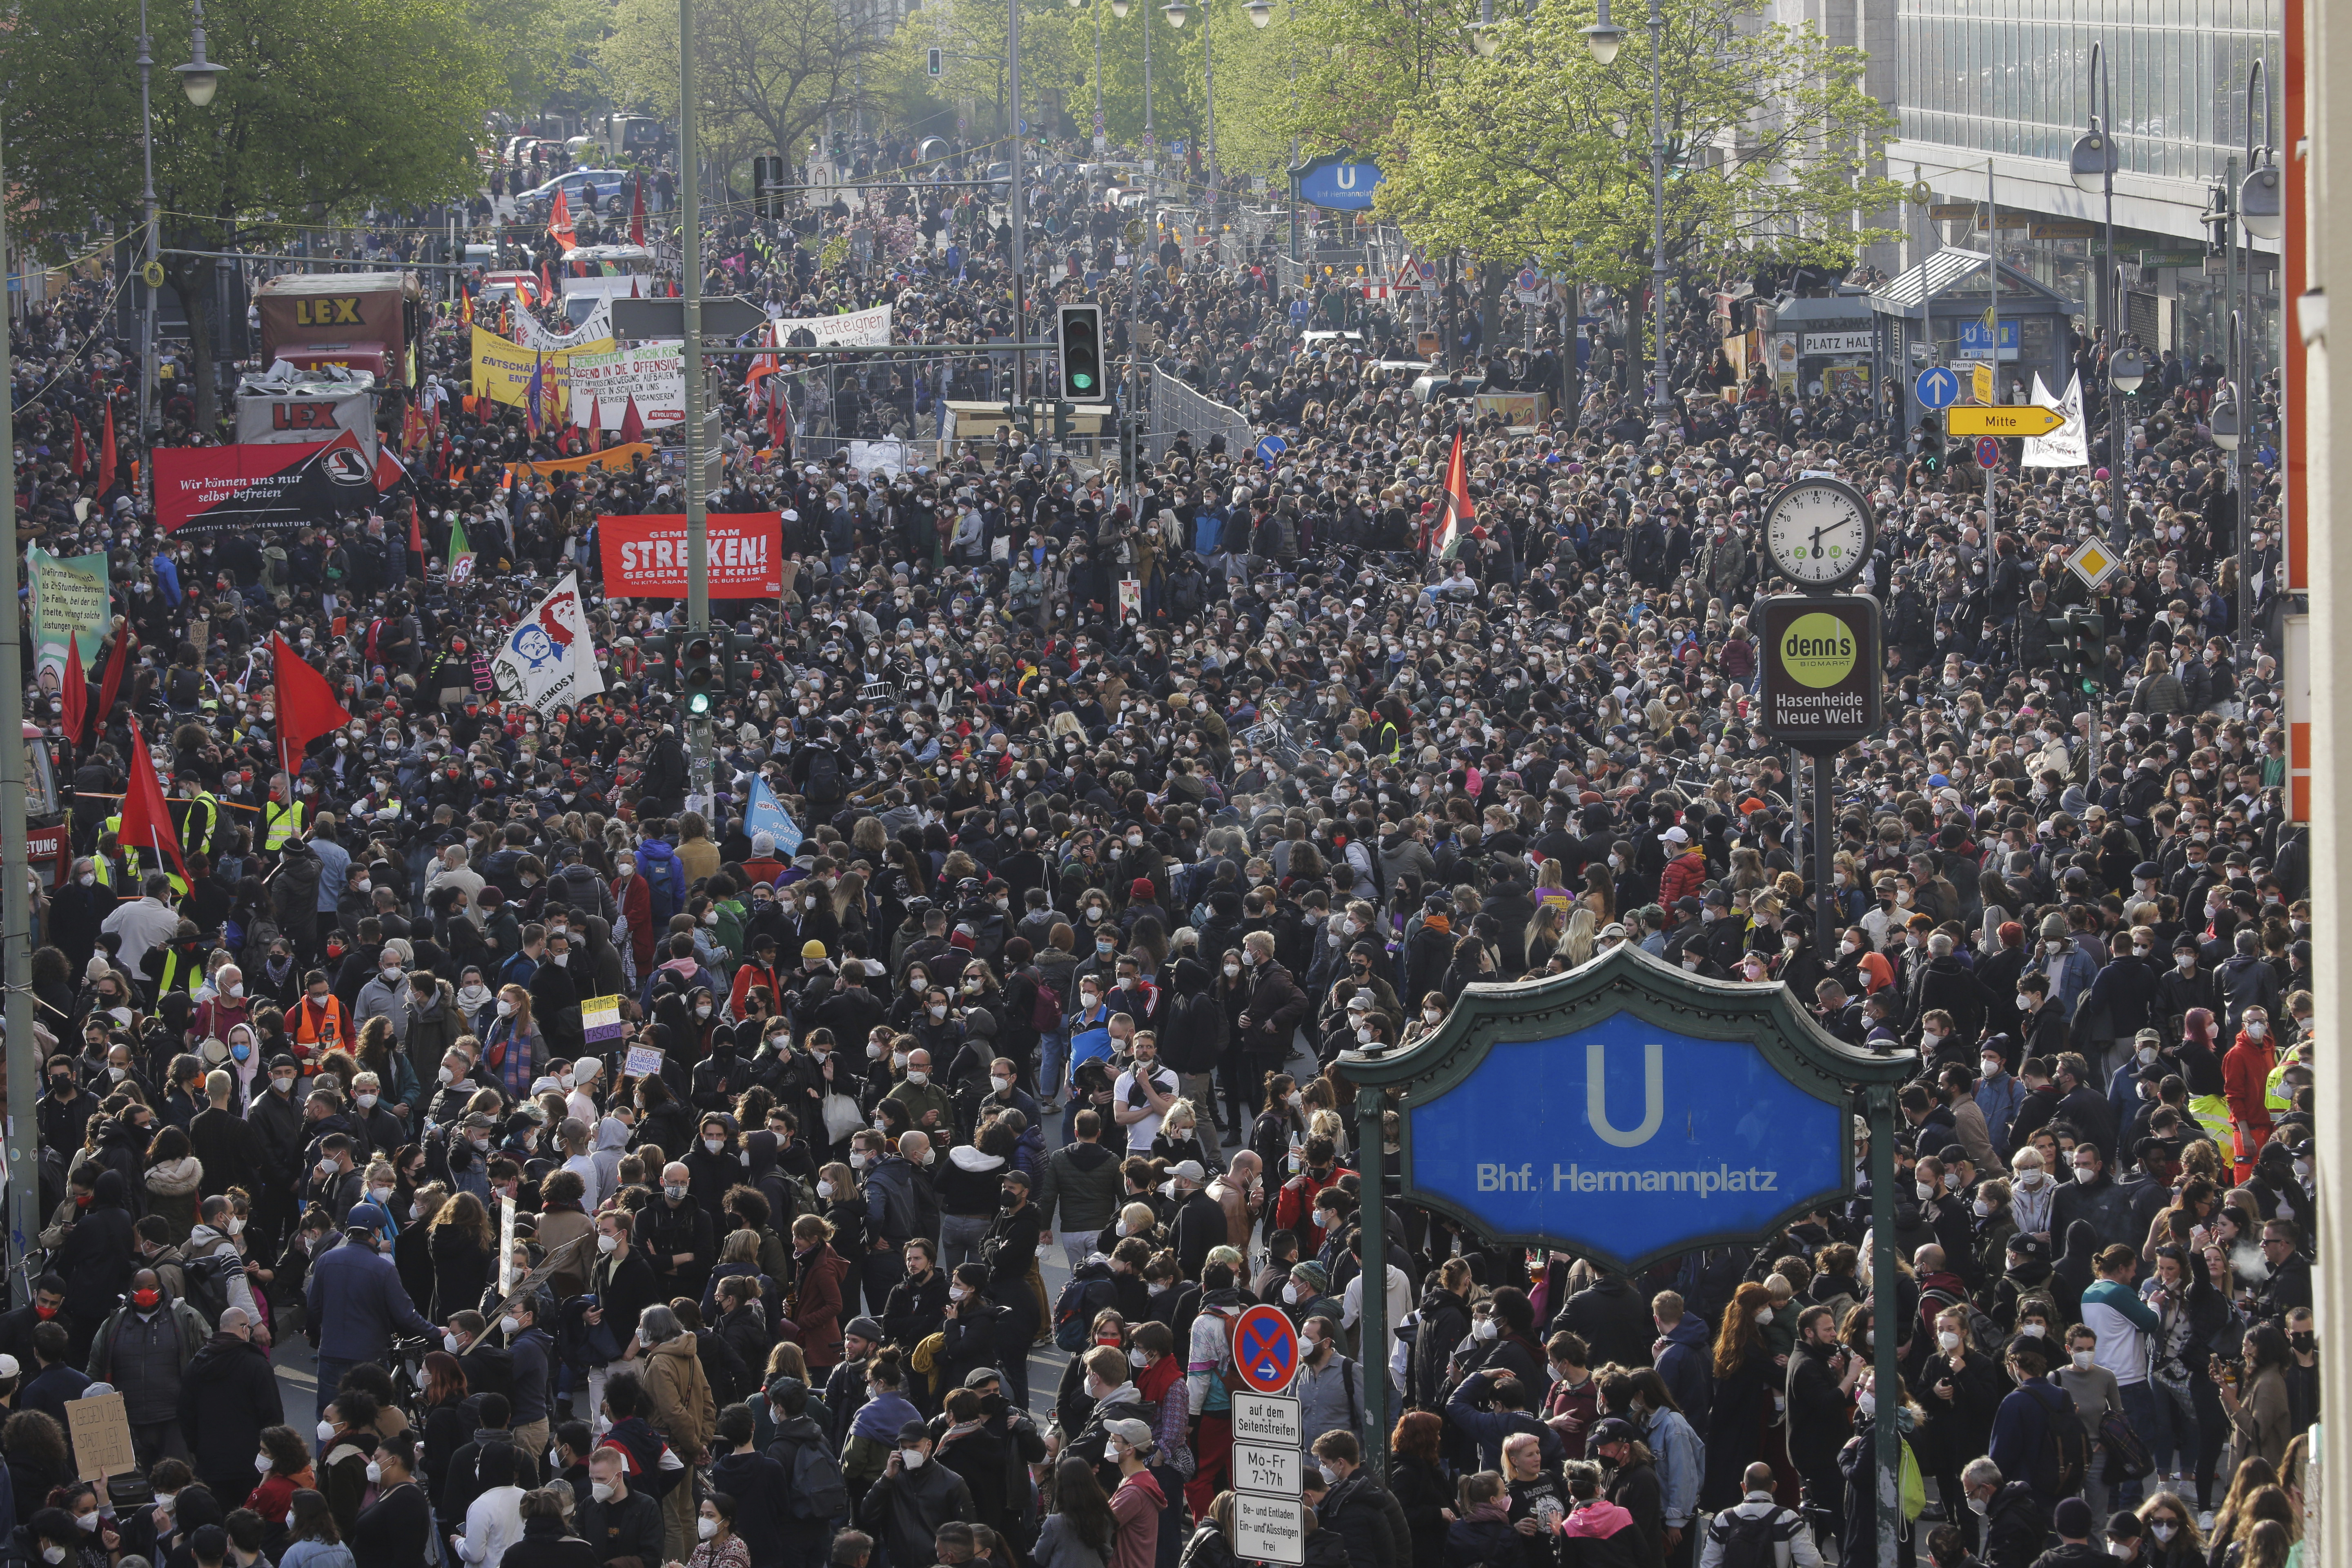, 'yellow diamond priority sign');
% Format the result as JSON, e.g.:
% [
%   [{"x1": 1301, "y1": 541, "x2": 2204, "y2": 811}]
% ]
[{"x1": 2067, "y1": 539, "x2": 2120, "y2": 590}]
